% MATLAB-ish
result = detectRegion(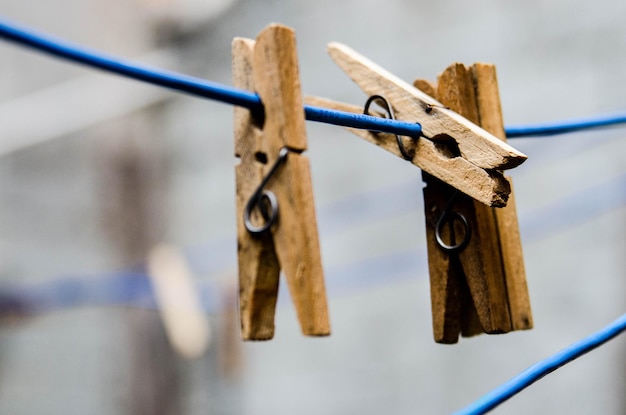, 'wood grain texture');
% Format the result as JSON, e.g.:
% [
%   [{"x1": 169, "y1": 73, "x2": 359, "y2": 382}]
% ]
[
  {"x1": 422, "y1": 173, "x2": 485, "y2": 343},
  {"x1": 233, "y1": 37, "x2": 281, "y2": 340},
  {"x1": 471, "y1": 64, "x2": 533, "y2": 330},
  {"x1": 327, "y1": 42, "x2": 527, "y2": 171},
  {"x1": 233, "y1": 25, "x2": 330, "y2": 340},
  {"x1": 437, "y1": 64, "x2": 512, "y2": 336},
  {"x1": 420, "y1": 62, "x2": 533, "y2": 343},
  {"x1": 304, "y1": 95, "x2": 511, "y2": 207}
]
